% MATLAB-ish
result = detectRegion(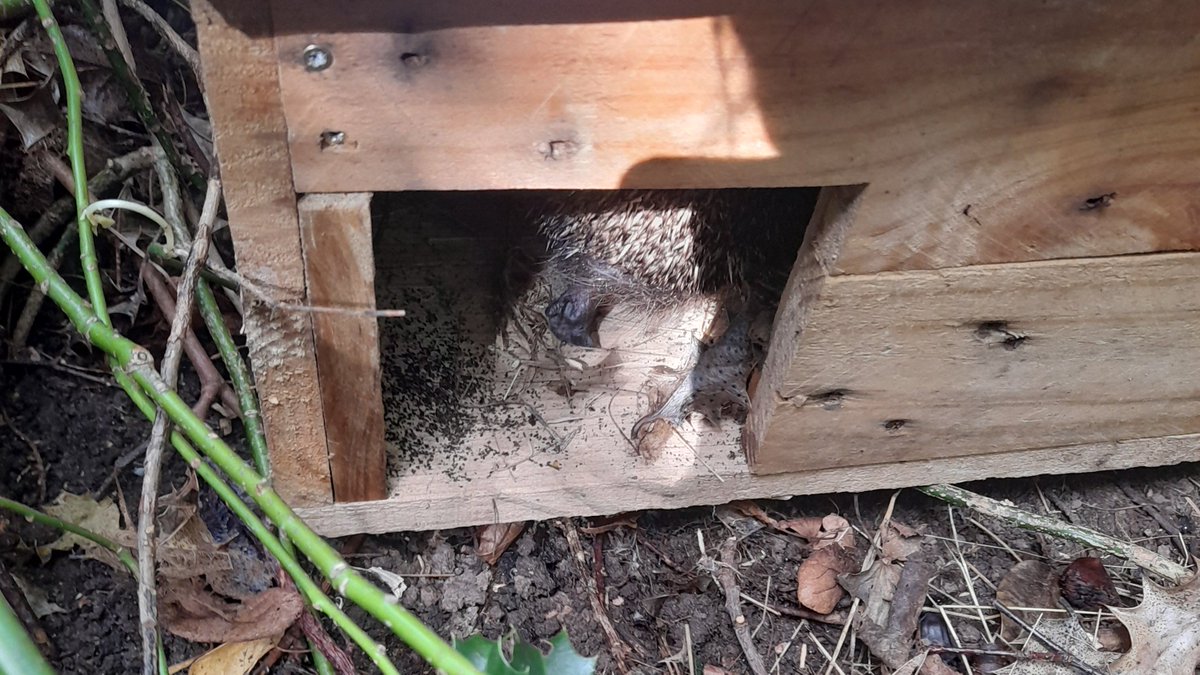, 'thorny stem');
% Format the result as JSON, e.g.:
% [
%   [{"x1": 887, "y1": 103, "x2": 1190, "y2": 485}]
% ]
[
  {"x1": 30, "y1": 0, "x2": 109, "y2": 325},
  {"x1": 0, "y1": 207, "x2": 480, "y2": 674}
]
